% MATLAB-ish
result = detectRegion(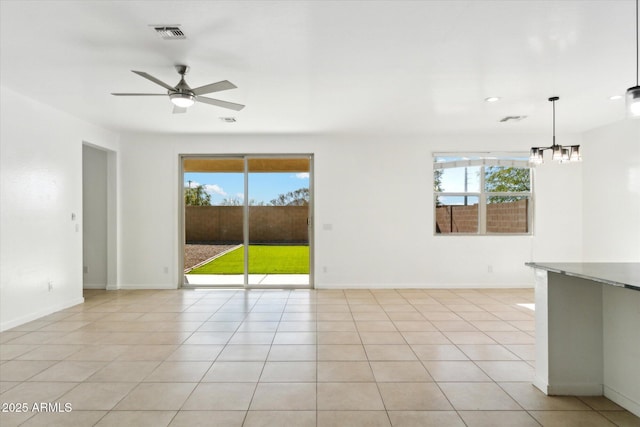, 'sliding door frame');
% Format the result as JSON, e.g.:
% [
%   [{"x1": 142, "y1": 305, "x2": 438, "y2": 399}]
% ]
[{"x1": 179, "y1": 153, "x2": 314, "y2": 289}]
